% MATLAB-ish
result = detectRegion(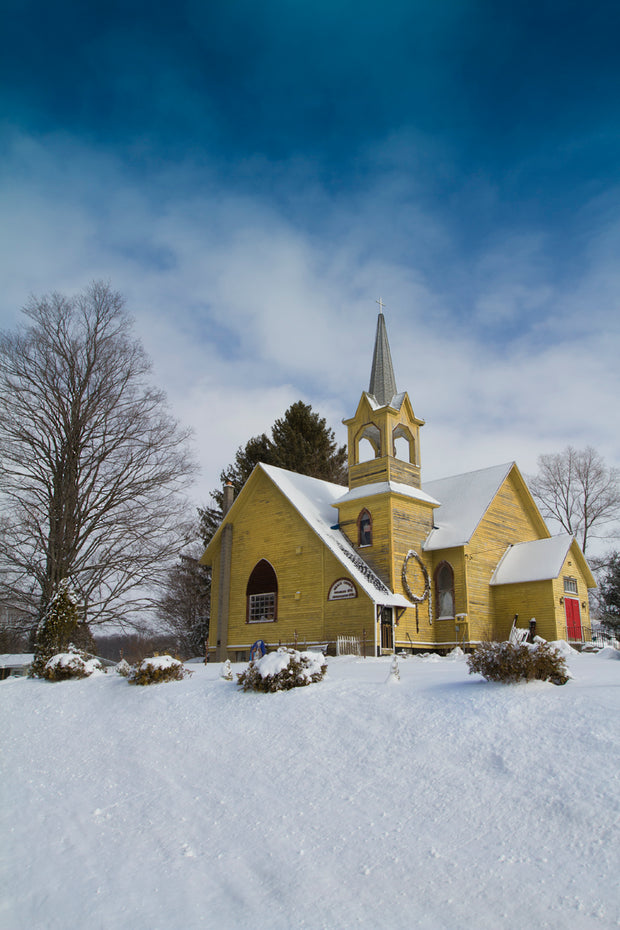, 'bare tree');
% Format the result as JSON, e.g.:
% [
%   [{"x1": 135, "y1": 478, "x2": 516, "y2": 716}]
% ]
[
  {"x1": 529, "y1": 446, "x2": 620, "y2": 554},
  {"x1": 0, "y1": 282, "x2": 196, "y2": 630},
  {"x1": 156, "y1": 545, "x2": 211, "y2": 659}
]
